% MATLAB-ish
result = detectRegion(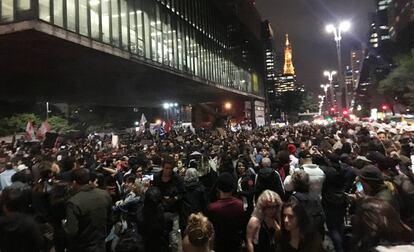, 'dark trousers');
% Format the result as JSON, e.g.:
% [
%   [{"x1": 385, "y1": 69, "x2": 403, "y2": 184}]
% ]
[{"x1": 324, "y1": 203, "x2": 346, "y2": 252}]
